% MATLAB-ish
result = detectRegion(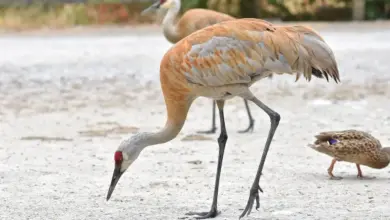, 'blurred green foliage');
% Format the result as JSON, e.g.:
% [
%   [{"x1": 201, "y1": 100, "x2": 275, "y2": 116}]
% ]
[
  {"x1": 0, "y1": 0, "x2": 388, "y2": 30},
  {"x1": 181, "y1": 0, "x2": 208, "y2": 12},
  {"x1": 179, "y1": 0, "x2": 387, "y2": 21},
  {"x1": 0, "y1": 1, "x2": 155, "y2": 30},
  {"x1": 365, "y1": 0, "x2": 390, "y2": 20},
  {"x1": 176, "y1": 0, "x2": 355, "y2": 20}
]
